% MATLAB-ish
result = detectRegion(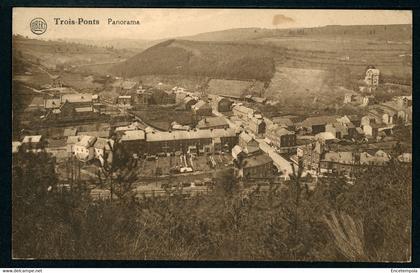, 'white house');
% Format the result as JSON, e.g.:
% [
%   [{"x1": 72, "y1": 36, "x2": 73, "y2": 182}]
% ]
[{"x1": 74, "y1": 136, "x2": 97, "y2": 162}]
